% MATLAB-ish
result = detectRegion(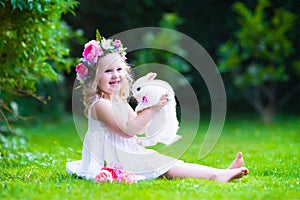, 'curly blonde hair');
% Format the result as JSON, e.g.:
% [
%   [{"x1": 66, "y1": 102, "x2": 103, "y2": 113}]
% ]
[{"x1": 82, "y1": 53, "x2": 133, "y2": 116}]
